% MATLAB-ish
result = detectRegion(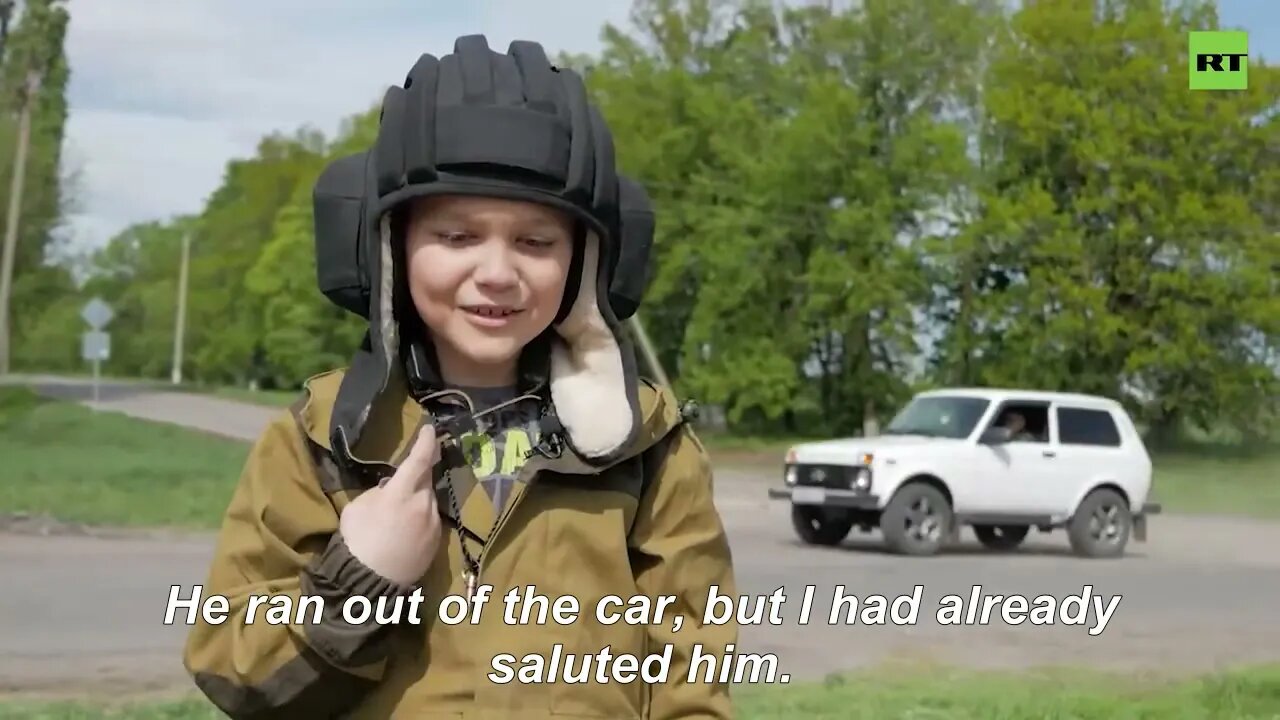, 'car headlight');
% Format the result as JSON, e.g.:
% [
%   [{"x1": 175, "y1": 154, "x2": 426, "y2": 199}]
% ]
[
  {"x1": 852, "y1": 467, "x2": 872, "y2": 490},
  {"x1": 784, "y1": 466, "x2": 798, "y2": 486}
]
